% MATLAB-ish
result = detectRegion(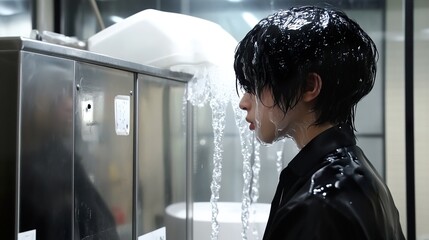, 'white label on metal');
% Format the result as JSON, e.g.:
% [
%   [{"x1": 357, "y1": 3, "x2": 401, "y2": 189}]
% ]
[
  {"x1": 18, "y1": 229, "x2": 36, "y2": 240},
  {"x1": 114, "y1": 95, "x2": 130, "y2": 136},
  {"x1": 138, "y1": 227, "x2": 166, "y2": 240}
]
